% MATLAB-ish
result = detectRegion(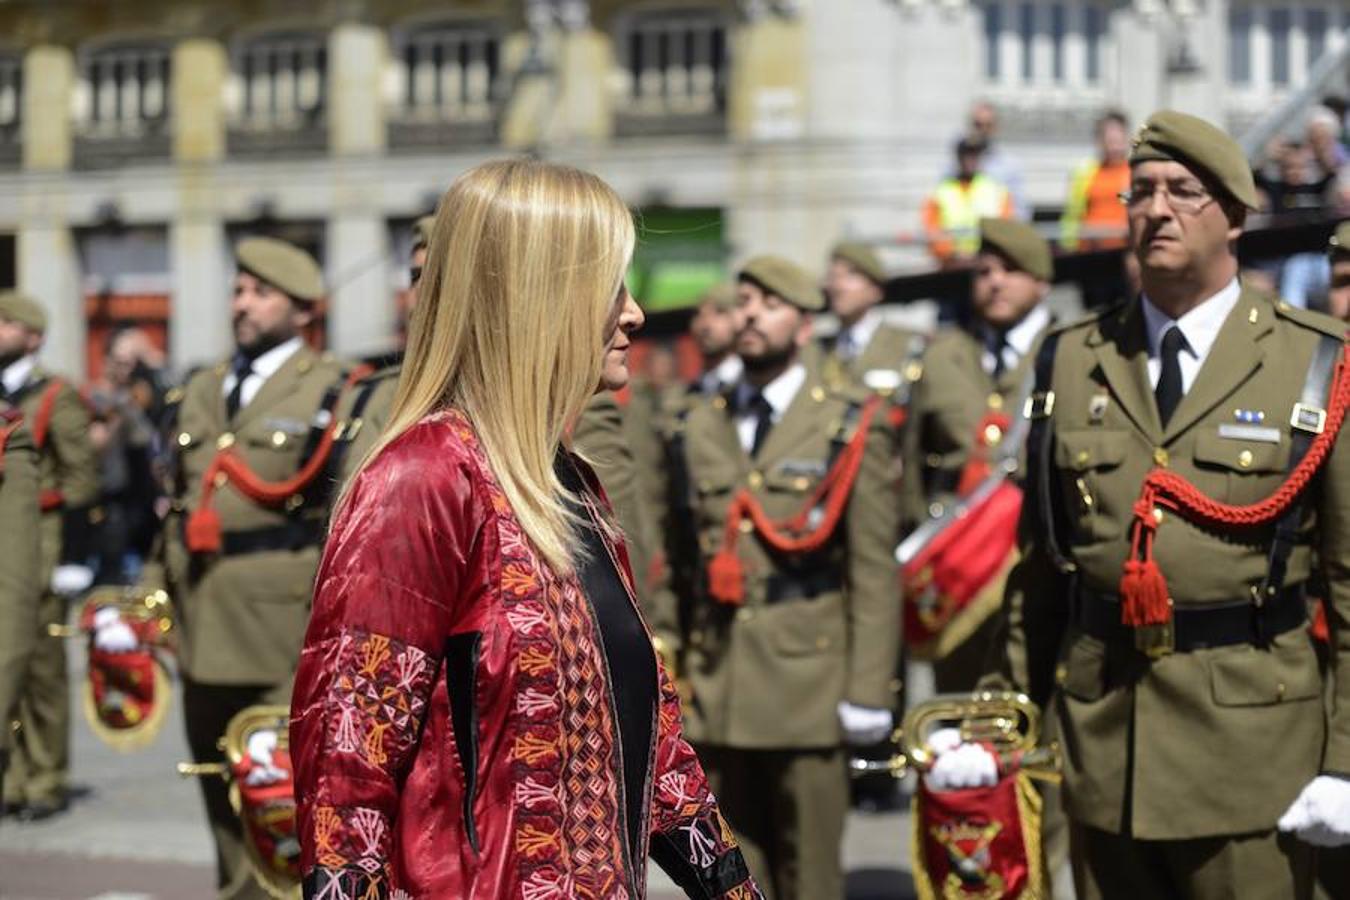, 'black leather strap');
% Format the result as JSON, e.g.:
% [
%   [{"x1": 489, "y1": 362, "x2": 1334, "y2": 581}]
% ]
[
  {"x1": 1028, "y1": 330, "x2": 1073, "y2": 574},
  {"x1": 765, "y1": 569, "x2": 844, "y2": 604},
  {"x1": 1076, "y1": 584, "x2": 1307, "y2": 651},
  {"x1": 215, "y1": 521, "x2": 325, "y2": 556}
]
